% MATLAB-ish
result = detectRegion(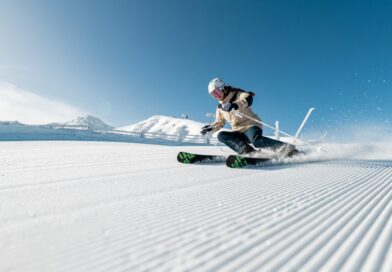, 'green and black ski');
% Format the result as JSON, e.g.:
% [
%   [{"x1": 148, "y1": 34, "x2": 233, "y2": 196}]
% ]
[
  {"x1": 177, "y1": 152, "x2": 226, "y2": 164},
  {"x1": 226, "y1": 155, "x2": 272, "y2": 168}
]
